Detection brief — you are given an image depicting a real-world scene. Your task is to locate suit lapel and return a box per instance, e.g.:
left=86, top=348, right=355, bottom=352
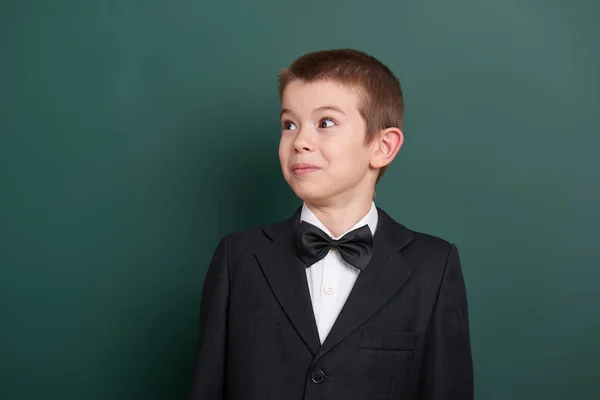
left=316, top=208, right=415, bottom=359
left=254, top=208, right=321, bottom=355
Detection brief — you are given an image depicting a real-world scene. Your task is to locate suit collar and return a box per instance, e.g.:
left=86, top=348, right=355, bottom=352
left=256, top=205, right=415, bottom=358
left=372, top=206, right=415, bottom=250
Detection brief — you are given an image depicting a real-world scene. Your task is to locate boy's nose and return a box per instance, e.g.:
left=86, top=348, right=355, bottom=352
left=293, top=128, right=315, bottom=152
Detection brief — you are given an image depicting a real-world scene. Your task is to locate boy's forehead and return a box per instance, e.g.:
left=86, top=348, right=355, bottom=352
left=281, top=80, right=360, bottom=112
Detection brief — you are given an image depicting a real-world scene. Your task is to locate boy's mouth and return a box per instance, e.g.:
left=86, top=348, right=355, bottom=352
left=291, top=163, right=320, bottom=176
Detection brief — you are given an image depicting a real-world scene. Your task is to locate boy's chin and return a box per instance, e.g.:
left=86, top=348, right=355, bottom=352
left=291, top=186, right=330, bottom=204
left=290, top=180, right=374, bottom=205
left=290, top=184, right=342, bottom=205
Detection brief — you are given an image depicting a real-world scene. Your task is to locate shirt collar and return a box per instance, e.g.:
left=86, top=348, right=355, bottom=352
left=300, top=201, right=378, bottom=240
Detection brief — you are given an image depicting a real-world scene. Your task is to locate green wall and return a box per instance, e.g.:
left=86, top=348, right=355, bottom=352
left=1, top=0, right=599, bottom=398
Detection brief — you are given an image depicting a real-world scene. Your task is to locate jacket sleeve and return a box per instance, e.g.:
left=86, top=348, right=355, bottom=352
left=189, top=235, right=230, bottom=400
left=419, top=244, right=474, bottom=399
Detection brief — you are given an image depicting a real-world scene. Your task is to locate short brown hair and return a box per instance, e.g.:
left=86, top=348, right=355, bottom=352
left=277, top=49, right=404, bottom=182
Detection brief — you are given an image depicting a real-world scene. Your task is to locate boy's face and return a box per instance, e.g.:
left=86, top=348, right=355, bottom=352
left=279, top=80, right=379, bottom=205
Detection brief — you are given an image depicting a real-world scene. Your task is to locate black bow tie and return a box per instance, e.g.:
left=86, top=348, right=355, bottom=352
left=296, top=221, right=374, bottom=271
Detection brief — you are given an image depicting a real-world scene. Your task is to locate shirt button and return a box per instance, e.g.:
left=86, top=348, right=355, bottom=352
left=324, top=285, right=335, bottom=295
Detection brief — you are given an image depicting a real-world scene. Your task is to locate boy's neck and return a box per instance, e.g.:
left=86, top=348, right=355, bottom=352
left=304, top=196, right=374, bottom=238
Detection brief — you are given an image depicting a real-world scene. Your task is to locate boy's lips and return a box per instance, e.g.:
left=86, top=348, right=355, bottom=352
left=291, top=163, right=320, bottom=175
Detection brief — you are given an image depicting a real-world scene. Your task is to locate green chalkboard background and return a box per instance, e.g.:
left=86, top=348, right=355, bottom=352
left=1, top=0, right=599, bottom=398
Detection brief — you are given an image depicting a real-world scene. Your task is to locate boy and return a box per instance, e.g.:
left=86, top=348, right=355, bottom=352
left=189, top=49, right=473, bottom=400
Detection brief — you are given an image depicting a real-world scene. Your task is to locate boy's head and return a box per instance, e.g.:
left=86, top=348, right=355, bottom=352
left=277, top=49, right=404, bottom=206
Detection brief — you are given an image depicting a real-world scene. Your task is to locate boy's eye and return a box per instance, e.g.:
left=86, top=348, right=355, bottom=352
left=319, top=118, right=336, bottom=128
left=283, top=121, right=297, bottom=130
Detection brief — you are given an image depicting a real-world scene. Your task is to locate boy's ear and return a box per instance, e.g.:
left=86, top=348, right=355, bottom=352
left=370, top=127, right=404, bottom=169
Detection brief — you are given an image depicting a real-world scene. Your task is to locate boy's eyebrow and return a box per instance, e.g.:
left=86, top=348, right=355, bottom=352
left=280, top=108, right=292, bottom=119
left=314, top=105, right=347, bottom=116
left=280, top=106, right=347, bottom=119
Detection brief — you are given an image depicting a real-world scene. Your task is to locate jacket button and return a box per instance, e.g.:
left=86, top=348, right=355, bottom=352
left=311, top=370, right=325, bottom=384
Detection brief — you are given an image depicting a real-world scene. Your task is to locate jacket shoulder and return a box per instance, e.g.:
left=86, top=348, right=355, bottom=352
left=218, top=213, right=294, bottom=255
left=384, top=211, right=455, bottom=265
left=379, top=207, right=454, bottom=255
left=410, top=230, right=454, bottom=252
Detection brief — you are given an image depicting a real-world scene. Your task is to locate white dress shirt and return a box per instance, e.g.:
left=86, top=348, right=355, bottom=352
left=300, top=202, right=379, bottom=344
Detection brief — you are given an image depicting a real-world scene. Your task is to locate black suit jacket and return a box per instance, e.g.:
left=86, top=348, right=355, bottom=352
left=189, top=207, right=473, bottom=400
